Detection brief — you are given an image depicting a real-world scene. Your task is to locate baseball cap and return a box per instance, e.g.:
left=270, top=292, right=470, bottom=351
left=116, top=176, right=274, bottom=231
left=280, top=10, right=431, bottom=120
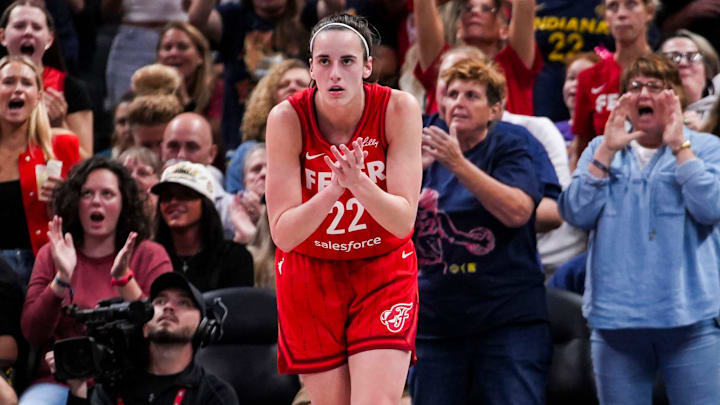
left=150, top=161, right=215, bottom=202
left=149, top=272, right=206, bottom=318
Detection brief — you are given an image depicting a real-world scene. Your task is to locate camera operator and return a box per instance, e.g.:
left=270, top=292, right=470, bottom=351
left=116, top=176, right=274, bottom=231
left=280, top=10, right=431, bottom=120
left=49, top=272, right=238, bottom=405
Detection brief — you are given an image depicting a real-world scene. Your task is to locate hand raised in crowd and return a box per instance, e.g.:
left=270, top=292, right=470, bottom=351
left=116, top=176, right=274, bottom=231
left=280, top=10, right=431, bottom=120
left=601, top=93, right=645, bottom=153
left=421, top=124, right=465, bottom=171
left=657, top=89, right=685, bottom=149
left=324, top=137, right=369, bottom=190
left=38, top=175, right=62, bottom=202
left=229, top=190, right=260, bottom=244
left=110, top=232, right=137, bottom=280
left=43, top=88, right=68, bottom=127
left=47, top=215, right=77, bottom=283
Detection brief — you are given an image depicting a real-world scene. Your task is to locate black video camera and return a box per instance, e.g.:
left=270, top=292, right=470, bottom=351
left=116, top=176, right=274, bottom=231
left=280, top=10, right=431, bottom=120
left=53, top=297, right=154, bottom=386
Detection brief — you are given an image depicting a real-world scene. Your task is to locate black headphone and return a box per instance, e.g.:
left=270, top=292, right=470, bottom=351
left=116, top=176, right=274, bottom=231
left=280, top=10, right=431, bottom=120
left=194, top=297, right=228, bottom=348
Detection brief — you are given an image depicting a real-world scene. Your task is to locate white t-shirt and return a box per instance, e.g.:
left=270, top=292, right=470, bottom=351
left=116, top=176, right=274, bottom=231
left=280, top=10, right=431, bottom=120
left=123, top=0, right=187, bottom=23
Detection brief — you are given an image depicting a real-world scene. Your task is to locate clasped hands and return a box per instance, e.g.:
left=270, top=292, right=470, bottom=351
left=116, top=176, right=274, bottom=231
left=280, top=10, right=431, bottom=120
left=324, top=137, right=370, bottom=190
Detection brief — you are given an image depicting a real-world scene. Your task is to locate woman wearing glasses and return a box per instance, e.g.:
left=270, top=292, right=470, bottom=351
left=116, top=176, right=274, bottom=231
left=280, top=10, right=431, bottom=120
left=660, top=29, right=720, bottom=130
left=572, top=0, right=656, bottom=168
left=559, top=54, right=720, bottom=404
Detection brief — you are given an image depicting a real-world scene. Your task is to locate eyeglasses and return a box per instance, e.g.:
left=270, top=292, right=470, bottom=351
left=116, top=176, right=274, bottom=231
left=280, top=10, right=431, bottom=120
left=662, top=51, right=703, bottom=65
left=627, top=80, right=667, bottom=94
left=460, top=2, right=497, bottom=14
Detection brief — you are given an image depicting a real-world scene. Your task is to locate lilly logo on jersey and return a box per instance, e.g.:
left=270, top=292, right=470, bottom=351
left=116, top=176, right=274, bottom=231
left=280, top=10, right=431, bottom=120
left=362, top=138, right=379, bottom=148
left=380, top=302, right=413, bottom=333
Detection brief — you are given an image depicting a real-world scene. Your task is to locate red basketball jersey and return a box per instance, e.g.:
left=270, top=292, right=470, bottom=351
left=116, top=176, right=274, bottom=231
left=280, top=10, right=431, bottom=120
left=287, top=83, right=412, bottom=260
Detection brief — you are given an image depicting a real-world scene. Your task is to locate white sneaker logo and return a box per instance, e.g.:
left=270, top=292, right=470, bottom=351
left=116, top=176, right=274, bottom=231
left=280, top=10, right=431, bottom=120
left=591, top=84, right=606, bottom=95
left=402, top=250, right=413, bottom=259
left=305, top=152, right=324, bottom=160
left=380, top=302, right=413, bottom=333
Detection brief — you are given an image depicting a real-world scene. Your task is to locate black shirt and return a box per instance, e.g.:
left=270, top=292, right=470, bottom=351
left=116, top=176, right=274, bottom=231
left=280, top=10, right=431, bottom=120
left=171, top=240, right=254, bottom=292
left=65, top=75, right=92, bottom=114
left=67, top=361, right=239, bottom=405
left=0, top=180, right=32, bottom=250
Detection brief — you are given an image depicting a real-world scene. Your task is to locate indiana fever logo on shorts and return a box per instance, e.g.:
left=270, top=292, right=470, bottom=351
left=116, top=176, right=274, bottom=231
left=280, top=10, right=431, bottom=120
left=380, top=302, right=413, bottom=333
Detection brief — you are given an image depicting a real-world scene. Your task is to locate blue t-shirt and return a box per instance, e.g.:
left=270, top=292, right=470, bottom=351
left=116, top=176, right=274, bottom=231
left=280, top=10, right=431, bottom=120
left=547, top=251, right=587, bottom=295
left=423, top=114, right=561, bottom=200
left=415, top=119, right=549, bottom=338
left=533, top=0, right=612, bottom=122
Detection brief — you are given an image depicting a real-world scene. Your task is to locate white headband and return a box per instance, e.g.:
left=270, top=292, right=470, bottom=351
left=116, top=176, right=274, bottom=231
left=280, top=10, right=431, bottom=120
left=309, top=22, right=370, bottom=58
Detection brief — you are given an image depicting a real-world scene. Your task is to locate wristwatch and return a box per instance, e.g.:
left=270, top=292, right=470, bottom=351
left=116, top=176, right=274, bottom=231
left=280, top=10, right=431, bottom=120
left=672, top=140, right=691, bottom=156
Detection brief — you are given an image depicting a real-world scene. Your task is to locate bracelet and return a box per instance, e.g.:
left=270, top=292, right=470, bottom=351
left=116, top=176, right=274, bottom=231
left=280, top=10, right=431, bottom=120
left=54, top=276, right=71, bottom=289
left=672, top=140, right=691, bottom=156
left=54, top=276, right=74, bottom=302
left=590, top=159, right=611, bottom=174
left=111, top=269, right=134, bottom=287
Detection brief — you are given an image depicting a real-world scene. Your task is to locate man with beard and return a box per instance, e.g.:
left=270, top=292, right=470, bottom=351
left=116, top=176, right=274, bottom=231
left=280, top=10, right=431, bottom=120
left=58, top=272, right=238, bottom=405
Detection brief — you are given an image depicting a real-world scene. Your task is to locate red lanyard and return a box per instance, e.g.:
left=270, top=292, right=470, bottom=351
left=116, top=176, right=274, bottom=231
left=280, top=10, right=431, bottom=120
left=116, top=387, right=186, bottom=405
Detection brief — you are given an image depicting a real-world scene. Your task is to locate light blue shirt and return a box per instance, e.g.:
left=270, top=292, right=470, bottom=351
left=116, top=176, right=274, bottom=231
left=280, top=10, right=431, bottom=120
left=559, top=128, right=720, bottom=329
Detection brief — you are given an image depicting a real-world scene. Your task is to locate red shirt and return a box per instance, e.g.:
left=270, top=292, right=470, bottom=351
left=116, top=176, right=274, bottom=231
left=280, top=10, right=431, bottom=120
left=287, top=83, right=412, bottom=260
left=414, top=42, right=543, bottom=116
left=572, top=56, right=622, bottom=157
left=42, top=66, right=66, bottom=93
left=20, top=134, right=81, bottom=254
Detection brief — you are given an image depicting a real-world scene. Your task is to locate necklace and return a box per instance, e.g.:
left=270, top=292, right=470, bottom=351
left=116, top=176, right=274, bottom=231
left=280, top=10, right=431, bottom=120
left=178, top=255, right=193, bottom=273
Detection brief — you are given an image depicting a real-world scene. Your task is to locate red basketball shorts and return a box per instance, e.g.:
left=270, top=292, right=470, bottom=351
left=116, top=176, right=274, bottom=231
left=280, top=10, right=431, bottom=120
left=275, top=239, right=418, bottom=375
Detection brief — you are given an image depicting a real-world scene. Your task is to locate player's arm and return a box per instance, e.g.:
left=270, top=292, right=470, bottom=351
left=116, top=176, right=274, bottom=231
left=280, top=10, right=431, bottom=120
left=346, top=90, right=423, bottom=238
left=265, top=101, right=346, bottom=252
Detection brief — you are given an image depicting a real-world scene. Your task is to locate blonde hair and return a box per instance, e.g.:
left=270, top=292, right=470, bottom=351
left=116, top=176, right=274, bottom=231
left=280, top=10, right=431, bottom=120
left=0, top=56, right=54, bottom=160
left=242, top=58, right=308, bottom=142
left=131, top=63, right=183, bottom=97
left=157, top=22, right=216, bottom=114
left=440, top=57, right=507, bottom=106
left=127, top=94, right=183, bottom=126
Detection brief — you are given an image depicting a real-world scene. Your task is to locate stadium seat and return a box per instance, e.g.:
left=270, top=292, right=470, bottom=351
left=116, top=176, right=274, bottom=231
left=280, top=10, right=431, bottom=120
left=197, top=287, right=300, bottom=405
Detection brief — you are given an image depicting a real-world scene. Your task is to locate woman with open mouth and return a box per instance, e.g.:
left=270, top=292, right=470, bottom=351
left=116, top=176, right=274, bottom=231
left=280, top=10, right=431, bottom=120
left=0, top=0, right=93, bottom=158
left=560, top=54, right=720, bottom=404
left=0, top=55, right=79, bottom=288
left=20, top=156, right=172, bottom=405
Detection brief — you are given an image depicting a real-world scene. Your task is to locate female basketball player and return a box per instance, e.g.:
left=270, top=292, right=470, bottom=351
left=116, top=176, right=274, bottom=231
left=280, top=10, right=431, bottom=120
left=265, top=13, right=423, bottom=405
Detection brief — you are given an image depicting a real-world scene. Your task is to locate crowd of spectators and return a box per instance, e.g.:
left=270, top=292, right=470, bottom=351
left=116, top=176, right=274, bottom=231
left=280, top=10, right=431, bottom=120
left=1, top=0, right=720, bottom=403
